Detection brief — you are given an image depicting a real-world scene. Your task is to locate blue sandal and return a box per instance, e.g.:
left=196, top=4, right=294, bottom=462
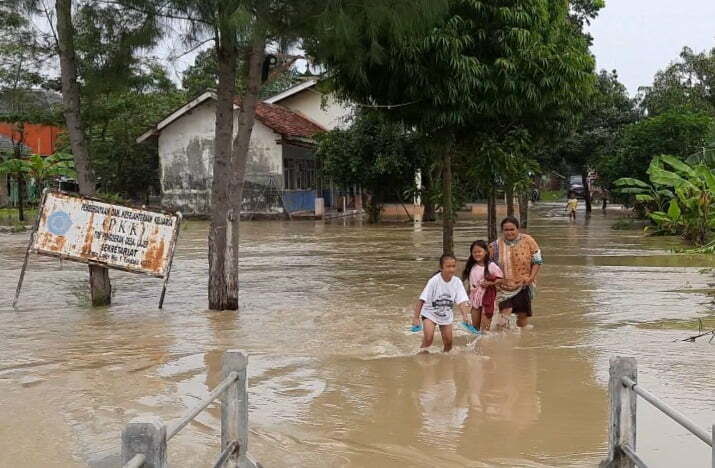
left=459, top=321, right=480, bottom=335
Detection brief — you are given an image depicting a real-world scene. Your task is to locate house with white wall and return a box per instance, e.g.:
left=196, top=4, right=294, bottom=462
left=137, top=80, right=352, bottom=217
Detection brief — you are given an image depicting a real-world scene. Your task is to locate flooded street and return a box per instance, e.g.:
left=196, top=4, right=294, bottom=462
left=1, top=203, right=713, bottom=467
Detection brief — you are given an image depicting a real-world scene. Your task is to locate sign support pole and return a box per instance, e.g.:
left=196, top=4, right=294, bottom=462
left=158, top=212, right=182, bottom=309
left=13, top=189, right=48, bottom=308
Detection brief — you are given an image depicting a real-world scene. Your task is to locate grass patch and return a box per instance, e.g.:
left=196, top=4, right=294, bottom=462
left=611, top=217, right=647, bottom=231
left=638, top=317, right=714, bottom=332
left=0, top=207, right=37, bottom=226
left=540, top=190, right=565, bottom=201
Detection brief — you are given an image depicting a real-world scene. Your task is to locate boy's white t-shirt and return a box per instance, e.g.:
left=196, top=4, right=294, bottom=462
left=419, top=273, right=469, bottom=325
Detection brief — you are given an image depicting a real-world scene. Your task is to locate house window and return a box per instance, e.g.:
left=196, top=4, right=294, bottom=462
left=284, top=158, right=316, bottom=190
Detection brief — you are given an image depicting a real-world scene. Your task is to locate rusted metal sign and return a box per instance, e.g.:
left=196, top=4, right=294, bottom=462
left=32, top=191, right=180, bottom=277
left=13, top=190, right=182, bottom=309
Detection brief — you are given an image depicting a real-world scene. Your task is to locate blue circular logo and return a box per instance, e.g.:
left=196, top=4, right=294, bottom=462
left=47, top=211, right=72, bottom=236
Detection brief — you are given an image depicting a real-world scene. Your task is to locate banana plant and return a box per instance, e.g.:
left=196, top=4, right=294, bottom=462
left=615, top=154, right=715, bottom=245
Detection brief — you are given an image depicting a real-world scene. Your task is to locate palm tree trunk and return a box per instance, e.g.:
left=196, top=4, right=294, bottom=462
left=56, top=0, right=111, bottom=306
left=17, top=175, right=25, bottom=222
left=581, top=172, right=592, bottom=213
left=0, top=174, right=8, bottom=208
left=506, top=185, right=514, bottom=217
left=519, top=191, right=529, bottom=228
left=422, top=169, right=436, bottom=222
left=442, top=149, right=454, bottom=255
left=487, top=188, right=497, bottom=243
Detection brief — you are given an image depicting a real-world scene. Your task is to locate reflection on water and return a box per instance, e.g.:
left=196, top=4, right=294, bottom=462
left=0, top=203, right=713, bottom=467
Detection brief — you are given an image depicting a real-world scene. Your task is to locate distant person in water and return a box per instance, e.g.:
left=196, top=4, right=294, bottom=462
left=490, top=216, right=543, bottom=328
left=462, top=240, right=503, bottom=332
left=566, top=192, right=578, bottom=221
left=412, top=254, right=471, bottom=352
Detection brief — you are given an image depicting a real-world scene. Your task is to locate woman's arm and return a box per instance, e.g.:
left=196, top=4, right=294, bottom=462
left=525, top=264, right=540, bottom=285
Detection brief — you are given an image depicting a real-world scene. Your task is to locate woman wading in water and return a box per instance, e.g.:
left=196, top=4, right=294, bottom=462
left=490, top=216, right=543, bottom=328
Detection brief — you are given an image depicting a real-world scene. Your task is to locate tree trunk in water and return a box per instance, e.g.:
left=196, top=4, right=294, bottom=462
left=487, top=189, right=497, bottom=243
left=228, top=36, right=265, bottom=310
left=581, top=172, right=592, bottom=213
left=505, top=185, right=514, bottom=217
left=56, top=0, right=111, bottom=306
left=17, top=175, right=25, bottom=222
left=207, top=32, right=265, bottom=311
left=422, top=169, right=436, bottom=222
left=208, top=31, right=238, bottom=311
left=441, top=150, right=454, bottom=255
left=519, top=192, right=529, bottom=229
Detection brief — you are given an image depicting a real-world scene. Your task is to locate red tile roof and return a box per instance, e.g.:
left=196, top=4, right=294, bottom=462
left=234, top=98, right=326, bottom=139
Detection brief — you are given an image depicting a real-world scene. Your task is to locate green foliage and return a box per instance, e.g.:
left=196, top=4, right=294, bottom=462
left=311, top=0, right=595, bottom=134
left=316, top=111, right=426, bottom=222
left=598, top=111, right=714, bottom=187
left=639, top=46, right=715, bottom=116
left=78, top=88, right=184, bottom=200
left=616, top=155, right=715, bottom=244
left=181, top=48, right=303, bottom=98
left=73, top=2, right=164, bottom=98
left=562, top=70, right=637, bottom=184
left=0, top=153, right=75, bottom=181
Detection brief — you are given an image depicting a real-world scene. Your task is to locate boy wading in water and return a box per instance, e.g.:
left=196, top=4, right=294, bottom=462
left=412, top=254, right=471, bottom=352
left=566, top=192, right=578, bottom=221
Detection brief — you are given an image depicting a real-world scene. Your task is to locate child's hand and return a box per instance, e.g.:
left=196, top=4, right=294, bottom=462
left=412, top=316, right=421, bottom=327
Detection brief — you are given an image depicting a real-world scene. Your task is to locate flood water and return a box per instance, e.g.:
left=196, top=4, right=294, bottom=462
left=1, top=203, right=713, bottom=467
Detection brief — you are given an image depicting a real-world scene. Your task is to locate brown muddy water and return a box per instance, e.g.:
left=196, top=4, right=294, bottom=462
left=1, top=203, right=713, bottom=467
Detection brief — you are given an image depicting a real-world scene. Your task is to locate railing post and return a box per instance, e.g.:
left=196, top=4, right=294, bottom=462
left=711, top=424, right=714, bottom=468
left=121, top=416, right=167, bottom=468
left=221, top=350, right=249, bottom=467
left=607, top=357, right=637, bottom=468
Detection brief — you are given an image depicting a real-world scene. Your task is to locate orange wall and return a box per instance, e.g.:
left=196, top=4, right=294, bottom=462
left=0, top=122, right=61, bottom=155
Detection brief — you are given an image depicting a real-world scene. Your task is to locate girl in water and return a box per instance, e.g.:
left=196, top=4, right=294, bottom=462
left=412, top=254, right=471, bottom=352
left=462, top=240, right=503, bottom=332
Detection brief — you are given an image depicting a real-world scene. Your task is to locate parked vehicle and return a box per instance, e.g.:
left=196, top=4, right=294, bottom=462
left=568, top=175, right=585, bottom=198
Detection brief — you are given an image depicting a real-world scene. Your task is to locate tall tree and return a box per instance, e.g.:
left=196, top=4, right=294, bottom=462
left=311, top=0, right=596, bottom=254
left=56, top=0, right=113, bottom=305
left=316, top=110, right=426, bottom=223
left=0, top=5, right=54, bottom=208
left=164, top=0, right=315, bottom=309
left=639, top=46, right=715, bottom=117
left=597, top=110, right=714, bottom=188
left=561, top=70, right=637, bottom=212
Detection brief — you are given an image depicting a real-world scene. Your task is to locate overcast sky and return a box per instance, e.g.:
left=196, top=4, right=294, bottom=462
left=588, top=0, right=715, bottom=96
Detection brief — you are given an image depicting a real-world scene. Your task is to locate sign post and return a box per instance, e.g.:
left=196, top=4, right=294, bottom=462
left=13, top=191, right=181, bottom=308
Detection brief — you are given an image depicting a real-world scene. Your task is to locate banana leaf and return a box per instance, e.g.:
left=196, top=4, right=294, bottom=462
left=660, top=154, right=696, bottom=178
left=614, top=177, right=650, bottom=188
left=667, top=199, right=681, bottom=219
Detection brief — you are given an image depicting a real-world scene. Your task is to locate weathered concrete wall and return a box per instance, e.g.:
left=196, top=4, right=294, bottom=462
left=246, top=120, right=283, bottom=187
left=159, top=101, right=215, bottom=215
left=278, top=91, right=352, bottom=130
left=158, top=100, right=284, bottom=215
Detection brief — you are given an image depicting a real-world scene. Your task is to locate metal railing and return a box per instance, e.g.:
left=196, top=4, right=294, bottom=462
left=121, top=349, right=261, bottom=468
left=605, top=356, right=714, bottom=468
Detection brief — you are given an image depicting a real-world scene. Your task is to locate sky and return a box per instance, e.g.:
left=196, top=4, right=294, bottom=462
left=588, top=0, right=715, bottom=96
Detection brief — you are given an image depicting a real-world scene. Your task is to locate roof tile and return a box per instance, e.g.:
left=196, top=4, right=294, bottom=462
left=234, top=98, right=325, bottom=139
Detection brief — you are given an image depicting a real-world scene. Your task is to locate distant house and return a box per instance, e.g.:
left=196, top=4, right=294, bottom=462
left=137, top=81, right=352, bottom=216
left=0, top=89, right=62, bottom=156
left=0, top=122, right=60, bottom=156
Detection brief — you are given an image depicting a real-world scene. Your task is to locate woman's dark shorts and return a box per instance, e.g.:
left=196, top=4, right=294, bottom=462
left=498, top=287, right=532, bottom=317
